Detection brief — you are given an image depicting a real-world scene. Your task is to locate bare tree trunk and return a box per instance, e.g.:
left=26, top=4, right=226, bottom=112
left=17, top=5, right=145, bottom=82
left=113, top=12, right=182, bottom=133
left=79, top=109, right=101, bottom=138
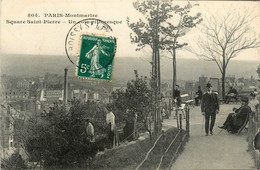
left=172, top=48, right=177, bottom=94
left=222, top=58, right=226, bottom=100
left=222, top=70, right=226, bottom=101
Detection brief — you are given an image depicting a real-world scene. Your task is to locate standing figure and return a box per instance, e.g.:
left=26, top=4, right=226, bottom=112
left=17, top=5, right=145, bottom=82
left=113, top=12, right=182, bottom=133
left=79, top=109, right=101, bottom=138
left=85, top=39, right=110, bottom=78
left=195, top=86, right=203, bottom=106
left=173, top=85, right=181, bottom=107
left=201, top=82, right=219, bottom=136
left=123, top=109, right=137, bottom=141
left=106, top=105, right=115, bottom=148
left=85, top=118, right=95, bottom=142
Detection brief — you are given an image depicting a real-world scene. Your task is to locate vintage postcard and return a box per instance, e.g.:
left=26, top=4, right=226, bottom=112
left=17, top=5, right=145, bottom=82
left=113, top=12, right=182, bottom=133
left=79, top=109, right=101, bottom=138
left=1, top=0, right=260, bottom=169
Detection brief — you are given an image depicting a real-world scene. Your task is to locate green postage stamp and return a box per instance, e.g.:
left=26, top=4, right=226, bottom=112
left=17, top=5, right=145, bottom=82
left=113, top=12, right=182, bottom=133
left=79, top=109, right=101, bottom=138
left=77, top=34, right=116, bottom=81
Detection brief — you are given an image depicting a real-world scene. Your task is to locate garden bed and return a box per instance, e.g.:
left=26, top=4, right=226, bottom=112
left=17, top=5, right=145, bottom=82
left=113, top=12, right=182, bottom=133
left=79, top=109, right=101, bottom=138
left=90, top=127, right=188, bottom=169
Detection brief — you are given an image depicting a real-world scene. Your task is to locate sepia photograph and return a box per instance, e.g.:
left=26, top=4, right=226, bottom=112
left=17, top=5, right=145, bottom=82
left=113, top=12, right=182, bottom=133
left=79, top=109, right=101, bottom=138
left=1, top=0, right=260, bottom=169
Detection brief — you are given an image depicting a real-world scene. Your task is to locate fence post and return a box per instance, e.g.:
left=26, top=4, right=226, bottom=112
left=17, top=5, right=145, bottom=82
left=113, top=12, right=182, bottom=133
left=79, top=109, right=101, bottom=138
left=248, top=112, right=254, bottom=151
left=176, top=107, right=179, bottom=129
left=169, top=99, right=172, bottom=118
left=179, top=113, right=182, bottom=130
left=186, top=106, right=190, bottom=138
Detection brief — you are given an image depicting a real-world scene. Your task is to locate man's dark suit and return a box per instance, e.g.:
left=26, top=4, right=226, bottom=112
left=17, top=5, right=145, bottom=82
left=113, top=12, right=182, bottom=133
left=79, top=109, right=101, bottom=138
left=173, top=89, right=181, bottom=107
left=201, top=92, right=219, bottom=134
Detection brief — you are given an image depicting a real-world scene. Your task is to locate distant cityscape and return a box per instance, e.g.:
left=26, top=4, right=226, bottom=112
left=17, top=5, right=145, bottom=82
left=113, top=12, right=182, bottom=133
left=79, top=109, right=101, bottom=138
left=0, top=66, right=258, bottom=158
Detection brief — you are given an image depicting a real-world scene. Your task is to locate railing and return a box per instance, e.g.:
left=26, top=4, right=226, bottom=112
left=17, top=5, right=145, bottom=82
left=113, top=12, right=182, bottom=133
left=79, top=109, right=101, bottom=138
left=248, top=104, right=260, bottom=169
left=167, top=104, right=190, bottom=169
left=135, top=103, right=190, bottom=170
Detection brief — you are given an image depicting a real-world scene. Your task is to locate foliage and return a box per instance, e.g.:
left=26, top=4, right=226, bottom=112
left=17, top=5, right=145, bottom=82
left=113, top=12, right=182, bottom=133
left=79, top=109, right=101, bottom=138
left=127, top=0, right=174, bottom=51
left=162, top=2, right=202, bottom=89
left=127, top=1, right=202, bottom=89
left=14, top=99, right=108, bottom=168
left=127, top=1, right=202, bottom=51
left=162, top=2, right=202, bottom=51
left=111, top=73, right=153, bottom=136
left=1, top=152, right=27, bottom=169
left=90, top=127, right=182, bottom=170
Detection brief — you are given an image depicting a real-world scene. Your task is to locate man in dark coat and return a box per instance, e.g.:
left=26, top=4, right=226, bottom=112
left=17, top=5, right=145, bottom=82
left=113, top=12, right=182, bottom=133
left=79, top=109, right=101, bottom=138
left=225, top=87, right=238, bottom=104
left=219, top=96, right=251, bottom=133
left=195, top=86, right=203, bottom=106
left=173, top=85, right=181, bottom=107
left=201, top=83, right=219, bottom=136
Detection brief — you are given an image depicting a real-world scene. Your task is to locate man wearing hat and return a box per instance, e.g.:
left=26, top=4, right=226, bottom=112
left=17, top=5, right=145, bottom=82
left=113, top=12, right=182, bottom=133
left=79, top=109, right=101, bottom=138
left=218, top=96, right=251, bottom=133
left=201, top=82, right=219, bottom=136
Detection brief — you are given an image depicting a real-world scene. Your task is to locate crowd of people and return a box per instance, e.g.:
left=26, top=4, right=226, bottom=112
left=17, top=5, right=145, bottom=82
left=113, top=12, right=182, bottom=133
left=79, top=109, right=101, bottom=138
left=83, top=105, right=138, bottom=150
left=172, top=82, right=258, bottom=138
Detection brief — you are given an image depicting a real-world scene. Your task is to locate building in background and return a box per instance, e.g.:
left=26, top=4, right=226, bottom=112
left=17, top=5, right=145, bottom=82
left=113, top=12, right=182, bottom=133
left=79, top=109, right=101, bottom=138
left=199, top=76, right=209, bottom=92
left=1, top=89, right=29, bottom=102
left=209, top=78, right=221, bottom=97
left=17, top=79, right=30, bottom=89
left=43, top=73, right=63, bottom=89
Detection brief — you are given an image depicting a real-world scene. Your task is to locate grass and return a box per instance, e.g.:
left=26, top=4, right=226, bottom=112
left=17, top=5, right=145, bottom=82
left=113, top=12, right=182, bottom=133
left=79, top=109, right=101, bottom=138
left=90, top=127, right=187, bottom=170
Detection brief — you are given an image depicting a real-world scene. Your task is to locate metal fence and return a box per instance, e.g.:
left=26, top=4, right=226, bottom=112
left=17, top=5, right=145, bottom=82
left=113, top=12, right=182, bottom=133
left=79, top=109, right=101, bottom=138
left=248, top=104, right=260, bottom=169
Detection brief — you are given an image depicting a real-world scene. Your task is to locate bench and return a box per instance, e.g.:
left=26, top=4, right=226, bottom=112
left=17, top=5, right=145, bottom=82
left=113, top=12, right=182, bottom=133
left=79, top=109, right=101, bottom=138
left=181, top=94, right=195, bottom=107
left=226, top=93, right=239, bottom=103
left=174, top=94, right=194, bottom=119
left=237, top=111, right=250, bottom=134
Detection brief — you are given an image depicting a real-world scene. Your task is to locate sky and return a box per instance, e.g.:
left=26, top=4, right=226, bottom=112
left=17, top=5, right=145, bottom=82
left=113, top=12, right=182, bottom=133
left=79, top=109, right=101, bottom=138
left=1, top=0, right=260, bottom=61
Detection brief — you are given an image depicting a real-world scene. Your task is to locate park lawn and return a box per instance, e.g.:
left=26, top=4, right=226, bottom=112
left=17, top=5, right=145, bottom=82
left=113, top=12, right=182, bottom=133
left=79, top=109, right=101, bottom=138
left=90, top=127, right=187, bottom=170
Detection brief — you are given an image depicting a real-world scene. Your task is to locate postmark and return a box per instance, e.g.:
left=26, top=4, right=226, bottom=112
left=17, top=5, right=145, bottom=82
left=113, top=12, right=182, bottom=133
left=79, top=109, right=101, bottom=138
left=64, top=18, right=116, bottom=81
left=77, top=34, right=116, bottom=81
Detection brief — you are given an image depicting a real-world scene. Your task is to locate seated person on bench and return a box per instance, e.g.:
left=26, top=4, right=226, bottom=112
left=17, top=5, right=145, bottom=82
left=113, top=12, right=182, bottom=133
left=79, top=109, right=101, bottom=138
left=219, top=96, right=251, bottom=133
left=225, top=87, right=238, bottom=104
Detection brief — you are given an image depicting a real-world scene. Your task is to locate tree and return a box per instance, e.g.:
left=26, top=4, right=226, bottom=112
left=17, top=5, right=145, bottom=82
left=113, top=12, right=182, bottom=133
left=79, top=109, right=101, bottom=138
left=161, top=3, right=202, bottom=90
left=12, top=100, right=108, bottom=168
left=127, top=1, right=202, bottom=134
left=192, top=10, right=260, bottom=99
left=111, top=72, right=154, bottom=139
left=127, top=1, right=176, bottom=133
left=127, top=1, right=174, bottom=51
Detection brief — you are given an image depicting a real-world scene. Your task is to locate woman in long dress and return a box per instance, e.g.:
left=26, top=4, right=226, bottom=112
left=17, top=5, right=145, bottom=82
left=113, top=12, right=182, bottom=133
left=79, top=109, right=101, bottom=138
left=85, top=39, right=110, bottom=77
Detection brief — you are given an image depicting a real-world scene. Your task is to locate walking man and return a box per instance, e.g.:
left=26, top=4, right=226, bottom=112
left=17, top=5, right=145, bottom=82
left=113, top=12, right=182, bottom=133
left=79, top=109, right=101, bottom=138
left=201, top=82, right=219, bottom=136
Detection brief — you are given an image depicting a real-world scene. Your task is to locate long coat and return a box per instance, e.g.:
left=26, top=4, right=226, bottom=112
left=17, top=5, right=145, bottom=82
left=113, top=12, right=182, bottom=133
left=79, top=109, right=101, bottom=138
left=201, top=92, right=219, bottom=115
left=234, top=105, right=251, bottom=127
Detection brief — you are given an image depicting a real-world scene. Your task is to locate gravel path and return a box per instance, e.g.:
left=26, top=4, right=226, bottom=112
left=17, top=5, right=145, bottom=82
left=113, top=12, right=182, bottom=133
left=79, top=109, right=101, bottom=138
left=163, top=104, right=255, bottom=169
